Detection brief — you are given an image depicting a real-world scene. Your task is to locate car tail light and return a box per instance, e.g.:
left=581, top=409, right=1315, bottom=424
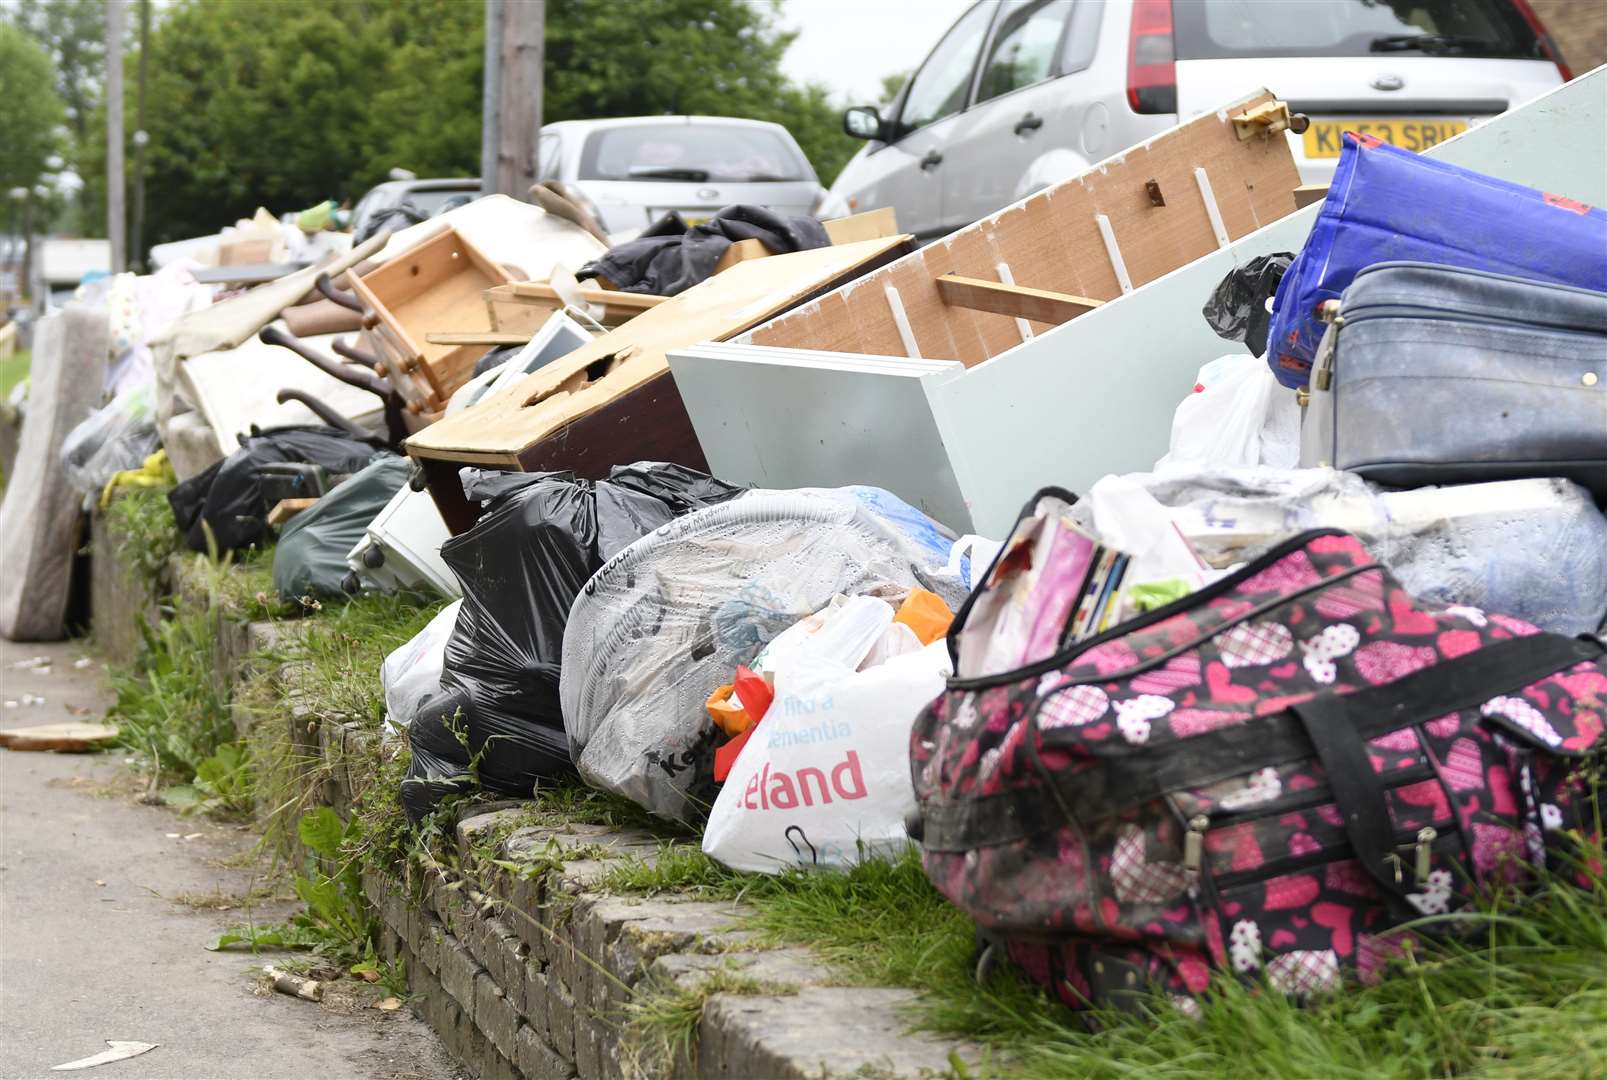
left=1508, top=0, right=1572, bottom=81
left=1127, top=0, right=1177, bottom=114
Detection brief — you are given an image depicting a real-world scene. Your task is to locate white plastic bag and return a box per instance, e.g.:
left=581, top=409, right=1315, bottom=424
left=702, top=639, right=951, bottom=873
left=1155, top=354, right=1299, bottom=471
left=381, top=600, right=461, bottom=733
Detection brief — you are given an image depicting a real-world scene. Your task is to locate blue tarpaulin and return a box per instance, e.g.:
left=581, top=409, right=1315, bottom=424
left=1267, top=132, right=1607, bottom=388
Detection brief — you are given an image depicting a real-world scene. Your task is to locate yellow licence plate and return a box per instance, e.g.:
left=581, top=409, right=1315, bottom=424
left=1303, top=118, right=1468, bottom=158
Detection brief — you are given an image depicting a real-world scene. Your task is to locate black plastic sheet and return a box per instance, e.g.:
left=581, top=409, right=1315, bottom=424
left=168, top=427, right=384, bottom=553
left=577, top=205, right=829, bottom=296
left=399, top=463, right=744, bottom=821
left=272, top=455, right=410, bottom=598
left=1203, top=253, right=1294, bottom=357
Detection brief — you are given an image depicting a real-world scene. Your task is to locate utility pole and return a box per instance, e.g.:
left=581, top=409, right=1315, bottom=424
left=131, top=0, right=150, bottom=273
left=480, top=0, right=502, bottom=196
left=106, top=0, right=126, bottom=272
left=482, top=0, right=544, bottom=199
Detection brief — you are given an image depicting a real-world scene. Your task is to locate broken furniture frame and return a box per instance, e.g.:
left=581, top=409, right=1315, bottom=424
left=346, top=225, right=517, bottom=419
left=404, top=234, right=915, bottom=533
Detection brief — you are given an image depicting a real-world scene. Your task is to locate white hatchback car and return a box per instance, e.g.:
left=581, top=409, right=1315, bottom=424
left=535, top=116, right=836, bottom=240
left=831, top=0, right=1570, bottom=240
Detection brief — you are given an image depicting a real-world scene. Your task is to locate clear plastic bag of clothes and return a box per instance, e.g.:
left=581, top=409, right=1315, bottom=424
left=559, top=487, right=967, bottom=825
left=399, top=463, right=744, bottom=822
left=1070, top=467, right=1607, bottom=636
left=60, top=384, right=160, bottom=509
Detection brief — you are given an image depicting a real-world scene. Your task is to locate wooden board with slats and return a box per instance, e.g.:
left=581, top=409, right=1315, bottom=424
left=740, top=89, right=1301, bottom=366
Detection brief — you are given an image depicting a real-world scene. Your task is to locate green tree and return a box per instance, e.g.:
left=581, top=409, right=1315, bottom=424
left=11, top=0, right=108, bottom=233
left=0, top=22, right=66, bottom=196
left=111, top=0, right=860, bottom=249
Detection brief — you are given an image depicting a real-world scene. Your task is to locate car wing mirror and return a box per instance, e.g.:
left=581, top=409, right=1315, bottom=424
left=843, top=106, right=886, bottom=141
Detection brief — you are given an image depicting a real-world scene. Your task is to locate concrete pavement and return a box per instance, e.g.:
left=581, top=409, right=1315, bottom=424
left=0, top=636, right=461, bottom=1080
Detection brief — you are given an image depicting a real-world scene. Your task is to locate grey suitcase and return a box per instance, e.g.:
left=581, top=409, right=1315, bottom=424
left=1299, top=261, right=1607, bottom=497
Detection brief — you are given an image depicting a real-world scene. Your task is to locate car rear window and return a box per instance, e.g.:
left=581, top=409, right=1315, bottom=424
left=578, top=124, right=812, bottom=183
left=1172, top=0, right=1543, bottom=61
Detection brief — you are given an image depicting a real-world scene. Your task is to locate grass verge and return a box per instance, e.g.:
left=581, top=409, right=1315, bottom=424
left=602, top=836, right=1607, bottom=1080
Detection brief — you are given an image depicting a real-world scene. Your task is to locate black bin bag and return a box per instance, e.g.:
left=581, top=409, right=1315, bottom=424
left=1202, top=252, right=1294, bottom=358
left=399, top=463, right=743, bottom=821
left=168, top=427, right=384, bottom=553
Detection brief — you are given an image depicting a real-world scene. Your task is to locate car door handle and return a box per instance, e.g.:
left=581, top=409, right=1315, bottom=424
left=1014, top=112, right=1044, bottom=135
left=920, top=149, right=944, bottom=171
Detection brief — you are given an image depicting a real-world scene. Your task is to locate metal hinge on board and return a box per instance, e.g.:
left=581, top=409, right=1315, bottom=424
left=1233, top=101, right=1310, bottom=141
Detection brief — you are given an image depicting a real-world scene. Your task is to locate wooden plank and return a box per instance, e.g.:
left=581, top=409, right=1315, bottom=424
left=710, top=208, right=901, bottom=276
left=424, top=331, right=530, bottom=346
left=406, top=235, right=911, bottom=465
left=505, top=281, right=666, bottom=310
left=744, top=89, right=1300, bottom=366
left=823, top=207, right=898, bottom=244
left=0, top=722, right=120, bottom=752
left=1293, top=183, right=1329, bottom=209
left=935, top=274, right=1103, bottom=326
left=266, top=496, right=319, bottom=526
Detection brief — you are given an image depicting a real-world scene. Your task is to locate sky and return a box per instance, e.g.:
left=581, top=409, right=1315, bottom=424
left=775, top=0, right=976, bottom=106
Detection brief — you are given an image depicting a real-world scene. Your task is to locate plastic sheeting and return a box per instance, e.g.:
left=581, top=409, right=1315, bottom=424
left=1202, top=253, right=1292, bottom=358
left=559, top=487, right=966, bottom=824
left=1071, top=467, right=1607, bottom=636
left=272, top=455, right=411, bottom=598
left=60, top=384, right=160, bottom=510
left=168, top=427, right=384, bottom=553
left=398, top=463, right=744, bottom=821
left=381, top=599, right=461, bottom=732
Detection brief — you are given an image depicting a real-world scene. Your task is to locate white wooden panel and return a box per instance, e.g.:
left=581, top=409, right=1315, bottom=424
left=669, top=344, right=972, bottom=529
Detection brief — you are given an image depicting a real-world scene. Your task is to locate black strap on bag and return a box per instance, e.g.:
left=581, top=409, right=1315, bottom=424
left=1289, top=633, right=1600, bottom=913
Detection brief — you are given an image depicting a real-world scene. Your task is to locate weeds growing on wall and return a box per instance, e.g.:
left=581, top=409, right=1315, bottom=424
left=103, top=484, right=181, bottom=595
left=110, top=611, right=239, bottom=789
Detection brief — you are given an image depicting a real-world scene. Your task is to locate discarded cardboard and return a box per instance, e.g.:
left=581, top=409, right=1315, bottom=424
left=406, top=234, right=913, bottom=531
left=0, top=722, right=120, bottom=752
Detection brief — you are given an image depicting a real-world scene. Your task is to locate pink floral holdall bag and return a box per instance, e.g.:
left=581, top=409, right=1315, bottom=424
left=908, top=488, right=1606, bottom=1010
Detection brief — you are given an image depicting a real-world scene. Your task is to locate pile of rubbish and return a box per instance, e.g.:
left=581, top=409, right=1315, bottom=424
left=4, top=75, right=1604, bottom=1016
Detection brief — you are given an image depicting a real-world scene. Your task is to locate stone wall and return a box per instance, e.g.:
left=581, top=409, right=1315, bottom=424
left=361, top=808, right=975, bottom=1080
left=103, top=518, right=976, bottom=1080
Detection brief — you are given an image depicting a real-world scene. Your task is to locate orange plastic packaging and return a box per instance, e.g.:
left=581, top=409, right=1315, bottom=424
left=892, top=588, right=953, bottom=645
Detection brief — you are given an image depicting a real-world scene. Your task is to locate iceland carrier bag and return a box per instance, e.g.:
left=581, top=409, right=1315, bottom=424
left=909, top=489, right=1606, bottom=1009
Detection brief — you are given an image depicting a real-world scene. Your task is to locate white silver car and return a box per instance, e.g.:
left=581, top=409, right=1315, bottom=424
left=535, top=116, right=837, bottom=239
left=832, top=0, right=1570, bottom=240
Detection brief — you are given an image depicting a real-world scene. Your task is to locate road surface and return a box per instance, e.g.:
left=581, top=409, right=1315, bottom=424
left=0, top=636, right=460, bottom=1080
